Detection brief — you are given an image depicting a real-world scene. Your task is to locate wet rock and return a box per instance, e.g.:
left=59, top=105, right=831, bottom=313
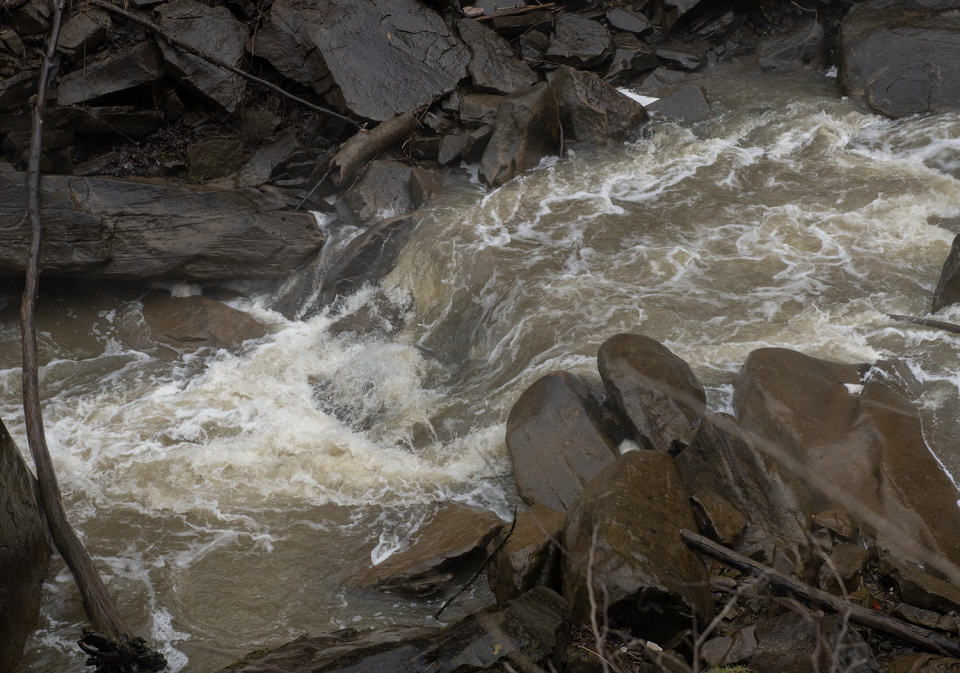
left=57, top=41, right=165, bottom=106
left=336, top=160, right=417, bottom=226
left=0, top=417, right=49, bottom=673
left=749, top=611, right=879, bottom=673
left=933, top=233, right=960, bottom=313
left=597, top=333, right=706, bottom=454
left=156, top=0, right=247, bottom=113
left=563, top=450, right=713, bottom=643
left=186, top=139, right=244, bottom=181
left=818, top=543, right=870, bottom=595
left=887, top=654, right=960, bottom=673
left=606, top=8, right=653, bottom=36
left=891, top=603, right=960, bottom=633
left=141, top=295, right=267, bottom=352
left=438, top=133, right=470, bottom=165
left=239, top=110, right=280, bottom=144
left=701, top=624, right=757, bottom=668
left=813, top=509, right=856, bottom=541
left=353, top=502, right=502, bottom=599
left=255, top=0, right=469, bottom=122
left=492, top=9, right=553, bottom=38
left=457, top=18, right=537, bottom=95
left=13, top=0, right=52, bottom=33
left=689, top=489, right=747, bottom=546
left=550, top=66, right=648, bottom=146
left=56, top=8, right=109, bottom=61
left=479, top=81, right=559, bottom=188
left=646, top=83, right=711, bottom=122
left=409, top=166, right=443, bottom=208
left=475, top=0, right=525, bottom=12
left=638, top=66, right=689, bottom=92
left=505, top=370, right=619, bottom=511
left=271, top=212, right=419, bottom=319
left=839, top=0, right=960, bottom=119
left=881, top=554, right=960, bottom=614
left=757, top=21, right=826, bottom=74
left=328, top=291, right=409, bottom=337
left=461, top=124, right=494, bottom=163
left=603, top=33, right=658, bottom=86
left=459, top=93, right=502, bottom=128
left=520, top=30, right=550, bottom=62
left=545, top=15, right=611, bottom=68
left=407, top=135, right=441, bottom=161
left=487, top=504, right=565, bottom=604
left=236, top=129, right=302, bottom=189
left=656, top=42, right=706, bottom=71
left=0, top=163, right=322, bottom=280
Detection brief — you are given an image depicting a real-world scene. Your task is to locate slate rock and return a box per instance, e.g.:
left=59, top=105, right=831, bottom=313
left=409, top=165, right=443, bottom=208
left=236, top=129, right=302, bottom=188
left=881, top=554, right=960, bottom=614
left=563, top=450, right=713, bottom=643
left=690, top=489, right=747, bottom=546
left=57, top=40, right=165, bottom=106
left=749, top=611, right=879, bottom=673
left=49, top=106, right=160, bottom=136
left=480, top=81, right=559, bottom=188
left=492, top=9, right=554, bottom=37
left=336, top=160, right=416, bottom=226
left=550, top=66, right=648, bottom=146
left=505, top=370, right=619, bottom=511
left=638, top=66, right=689, bottom=92
left=141, top=295, right=267, bottom=352
left=459, top=93, right=502, bottom=128
left=0, top=163, right=323, bottom=280
left=520, top=30, right=550, bottom=61
left=758, top=21, right=826, bottom=74
left=545, top=14, right=611, bottom=68
left=656, top=42, right=706, bottom=71
left=839, top=0, right=960, bottom=119
left=701, top=624, right=757, bottom=668
left=604, top=33, right=658, bottom=86
left=606, top=8, right=653, bottom=36
left=56, top=8, right=109, bottom=61
left=239, top=110, right=280, bottom=144
left=13, top=0, right=52, bottom=33
left=408, top=135, right=441, bottom=161
left=457, top=18, right=537, bottom=95
left=352, top=502, right=502, bottom=599
left=438, top=133, right=470, bottom=165
left=933, top=232, right=960, bottom=313
left=0, top=417, right=50, bottom=673
left=248, top=0, right=332, bottom=90
left=818, top=542, right=870, bottom=595
left=891, top=604, right=960, bottom=633
left=647, top=83, right=711, bottom=122
left=186, top=139, right=244, bottom=181
left=665, top=0, right=708, bottom=21
left=813, top=509, right=856, bottom=541
left=461, top=124, right=494, bottom=163
left=886, top=654, right=960, bottom=673
left=487, top=504, right=565, bottom=603
left=597, top=333, right=705, bottom=454
left=156, top=0, right=247, bottom=113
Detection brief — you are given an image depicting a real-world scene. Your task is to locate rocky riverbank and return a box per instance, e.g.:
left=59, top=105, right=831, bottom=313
left=5, top=0, right=960, bottom=670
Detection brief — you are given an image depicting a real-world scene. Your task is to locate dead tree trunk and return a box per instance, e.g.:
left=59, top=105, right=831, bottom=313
left=19, top=3, right=165, bottom=670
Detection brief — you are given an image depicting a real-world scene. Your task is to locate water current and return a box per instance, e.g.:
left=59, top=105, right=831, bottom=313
left=6, top=65, right=960, bottom=671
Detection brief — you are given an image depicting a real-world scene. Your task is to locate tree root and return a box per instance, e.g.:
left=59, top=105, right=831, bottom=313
left=78, top=631, right=167, bottom=673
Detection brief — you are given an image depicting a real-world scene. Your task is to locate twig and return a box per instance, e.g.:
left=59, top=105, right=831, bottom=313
left=888, top=313, right=960, bottom=335
left=680, top=529, right=960, bottom=658
left=88, top=0, right=361, bottom=128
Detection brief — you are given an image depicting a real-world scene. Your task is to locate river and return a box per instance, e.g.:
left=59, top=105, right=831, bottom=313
left=6, top=64, right=960, bottom=671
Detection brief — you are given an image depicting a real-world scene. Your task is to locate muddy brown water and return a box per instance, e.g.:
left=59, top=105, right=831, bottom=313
left=6, top=65, right=960, bottom=671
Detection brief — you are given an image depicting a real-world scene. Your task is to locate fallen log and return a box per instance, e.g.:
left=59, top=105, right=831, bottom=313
left=329, top=112, right=419, bottom=187
left=888, top=313, right=960, bottom=335
left=474, top=2, right=557, bottom=22
left=19, top=3, right=165, bottom=670
left=681, top=528, right=960, bottom=658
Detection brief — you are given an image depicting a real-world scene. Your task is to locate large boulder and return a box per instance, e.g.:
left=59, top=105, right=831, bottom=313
left=597, top=333, right=706, bottom=455
left=563, top=450, right=713, bottom=643
left=505, top=371, right=620, bottom=511
left=933, top=232, right=960, bottom=313
left=545, top=15, right=611, bottom=68
left=141, top=295, right=268, bottom=352
left=156, top=0, right=247, bottom=113
left=550, top=66, right=648, bottom=146
left=479, top=82, right=559, bottom=188
left=487, top=504, right=565, bottom=604
left=57, top=41, right=165, bottom=106
left=839, top=0, right=960, bottom=119
left=0, top=418, right=49, bottom=673
left=251, top=0, right=470, bottom=121
left=0, top=164, right=323, bottom=280
left=456, top=18, right=537, bottom=95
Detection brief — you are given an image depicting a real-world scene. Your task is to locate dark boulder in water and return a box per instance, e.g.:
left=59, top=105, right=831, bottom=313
left=140, top=295, right=268, bottom=353
left=757, top=20, right=826, bottom=75
left=933, top=232, right=960, bottom=313
left=479, top=82, right=559, bottom=188
left=550, top=66, right=649, bottom=146
left=486, top=503, right=565, bottom=604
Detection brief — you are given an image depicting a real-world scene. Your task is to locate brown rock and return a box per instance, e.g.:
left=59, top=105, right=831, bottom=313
left=505, top=370, right=619, bottom=511
left=479, top=82, right=559, bottom=188
left=933, top=233, right=960, bottom=313
left=239, top=110, right=281, bottom=144
left=886, top=654, right=960, bottom=673
left=892, top=603, right=960, bottom=633
left=487, top=504, right=565, bottom=603
left=749, top=611, right=879, bottom=673
left=460, top=93, right=503, bottom=129
left=690, top=489, right=747, bottom=546
left=141, top=295, right=267, bottom=351
left=550, top=66, right=648, bottom=146
left=545, top=15, right=611, bottom=69
left=186, top=139, right=244, bottom=181
left=818, top=543, right=870, bottom=595
left=813, top=509, right=856, bottom=541
left=882, top=554, right=960, bottom=614
left=701, top=624, right=757, bottom=668
left=456, top=17, right=537, bottom=95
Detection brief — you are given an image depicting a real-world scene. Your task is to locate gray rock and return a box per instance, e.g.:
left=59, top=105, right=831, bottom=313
left=236, top=129, right=302, bottom=188
left=480, top=81, right=559, bottom=188
left=840, top=0, right=960, bottom=118
left=239, top=110, right=280, bottom=144
left=460, top=124, right=494, bottom=163
left=409, top=165, right=443, bottom=208
left=505, top=370, right=619, bottom=511
left=690, top=489, right=747, bottom=546
left=758, top=21, right=826, bottom=74
left=57, top=41, right=165, bottom=106
left=638, top=66, right=689, bottom=92
left=545, top=15, right=611, bottom=68
left=156, top=0, right=247, bottom=113
left=56, top=8, right=109, bottom=61
left=563, top=450, right=714, bottom=643
left=520, top=30, right=550, bottom=61
left=0, top=163, right=323, bottom=280
left=701, top=624, right=757, bottom=668
left=665, top=0, right=708, bottom=21
left=656, top=42, right=706, bottom=71
left=550, top=66, right=648, bottom=146
left=0, top=417, right=50, bottom=673
left=248, top=0, right=332, bottom=90
left=438, top=133, right=470, bottom=165
left=934, top=232, right=960, bottom=313
left=459, top=93, right=502, bottom=128
left=750, top=611, right=880, bottom=673
left=606, top=8, right=653, bottom=36
left=186, top=139, right=244, bottom=181
left=646, top=83, right=712, bottom=122
left=881, top=554, right=960, bottom=614
left=487, top=504, right=564, bottom=604
left=336, top=160, right=416, bottom=226
left=13, top=0, right=52, bottom=33
left=604, top=33, right=658, bottom=86
left=457, top=18, right=537, bottom=95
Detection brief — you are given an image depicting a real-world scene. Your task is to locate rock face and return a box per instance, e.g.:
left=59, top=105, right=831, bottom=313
left=456, top=18, right=537, bottom=95
left=0, top=417, right=49, bottom=673
left=0, top=164, right=323, bottom=280
left=563, top=450, right=713, bottom=642
left=839, top=0, right=960, bottom=119
left=254, top=0, right=469, bottom=121
left=550, top=66, right=648, bottom=146
left=487, top=504, right=565, bottom=604
left=933, top=233, right=960, bottom=313
left=597, top=333, right=706, bottom=455
left=156, top=0, right=247, bottom=113
left=505, top=370, right=620, bottom=511
left=352, top=502, right=502, bottom=599
left=141, top=295, right=267, bottom=352
left=757, top=21, right=826, bottom=74
left=480, top=82, right=559, bottom=188
left=57, top=41, right=165, bottom=106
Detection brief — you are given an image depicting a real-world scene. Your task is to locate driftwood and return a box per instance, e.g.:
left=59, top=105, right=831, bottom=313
left=681, top=529, right=960, bottom=658
left=329, top=112, right=419, bottom=187
left=888, top=314, right=960, bottom=335
left=19, top=3, right=165, bottom=670
left=88, top=0, right=360, bottom=128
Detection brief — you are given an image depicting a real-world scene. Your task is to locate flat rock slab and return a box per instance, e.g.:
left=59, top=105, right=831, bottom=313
left=545, top=14, right=611, bottom=68
left=457, top=17, right=537, bottom=95
left=57, top=40, right=165, bottom=106
left=646, top=83, right=711, bottom=122
left=840, top=0, right=960, bottom=118
left=0, top=164, right=323, bottom=280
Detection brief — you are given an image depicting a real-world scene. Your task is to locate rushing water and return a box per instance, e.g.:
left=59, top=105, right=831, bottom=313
left=7, top=65, right=960, bottom=671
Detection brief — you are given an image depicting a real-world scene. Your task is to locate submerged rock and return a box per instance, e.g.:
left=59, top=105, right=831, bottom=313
left=550, top=66, right=648, bottom=146
left=646, top=83, right=712, bottom=122
left=480, top=82, right=559, bottom=188
left=141, top=295, right=267, bottom=352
